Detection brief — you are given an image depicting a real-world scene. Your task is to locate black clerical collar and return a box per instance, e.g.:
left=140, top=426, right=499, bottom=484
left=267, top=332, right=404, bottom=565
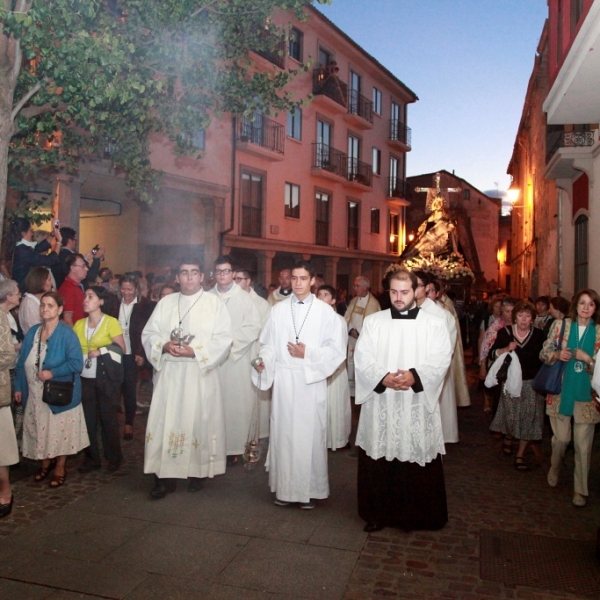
left=280, top=287, right=292, bottom=296
left=391, top=304, right=420, bottom=319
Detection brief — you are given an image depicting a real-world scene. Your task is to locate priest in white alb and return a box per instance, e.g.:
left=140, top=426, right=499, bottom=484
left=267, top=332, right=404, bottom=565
left=252, top=261, right=345, bottom=509
left=317, top=284, right=352, bottom=450
left=354, top=268, right=452, bottom=532
left=209, top=256, right=261, bottom=466
left=142, top=257, right=232, bottom=499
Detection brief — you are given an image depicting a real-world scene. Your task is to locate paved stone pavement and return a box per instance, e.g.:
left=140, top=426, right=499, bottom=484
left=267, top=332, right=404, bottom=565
left=1, top=355, right=599, bottom=599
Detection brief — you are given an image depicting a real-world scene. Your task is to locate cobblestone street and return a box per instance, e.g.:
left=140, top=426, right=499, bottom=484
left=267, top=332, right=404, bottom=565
left=1, top=356, right=599, bottom=599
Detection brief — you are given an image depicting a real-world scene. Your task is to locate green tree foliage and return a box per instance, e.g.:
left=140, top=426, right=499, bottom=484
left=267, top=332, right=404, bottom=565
left=0, top=0, right=330, bottom=240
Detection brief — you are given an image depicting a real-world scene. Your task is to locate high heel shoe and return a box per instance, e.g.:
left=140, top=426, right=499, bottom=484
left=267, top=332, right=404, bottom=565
left=34, top=458, right=56, bottom=482
left=0, top=495, right=14, bottom=518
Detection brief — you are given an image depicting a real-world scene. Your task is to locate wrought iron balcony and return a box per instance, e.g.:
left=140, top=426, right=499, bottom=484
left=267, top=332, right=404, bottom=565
left=389, top=120, right=411, bottom=148
left=312, top=67, right=348, bottom=108
left=253, top=31, right=286, bottom=69
left=546, top=129, right=595, bottom=163
left=312, top=142, right=347, bottom=178
left=347, top=90, right=373, bottom=123
left=388, top=176, right=407, bottom=198
left=347, top=157, right=372, bottom=187
left=311, top=143, right=372, bottom=187
left=236, top=113, right=284, bottom=154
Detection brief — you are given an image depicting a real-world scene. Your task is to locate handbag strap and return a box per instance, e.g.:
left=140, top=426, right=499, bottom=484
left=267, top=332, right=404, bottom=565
left=36, top=327, right=75, bottom=383
left=558, top=318, right=567, bottom=345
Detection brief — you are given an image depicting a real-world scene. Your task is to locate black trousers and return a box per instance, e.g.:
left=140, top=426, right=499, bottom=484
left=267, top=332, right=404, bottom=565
left=122, top=354, right=138, bottom=426
left=81, top=376, right=123, bottom=466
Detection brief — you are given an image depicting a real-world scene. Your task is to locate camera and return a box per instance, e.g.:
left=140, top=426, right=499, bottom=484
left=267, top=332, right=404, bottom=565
left=91, top=244, right=100, bottom=256
left=54, top=219, right=60, bottom=229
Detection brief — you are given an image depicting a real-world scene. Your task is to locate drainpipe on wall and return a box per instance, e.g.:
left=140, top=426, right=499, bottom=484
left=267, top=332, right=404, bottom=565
left=219, top=114, right=237, bottom=254
left=557, top=187, right=563, bottom=295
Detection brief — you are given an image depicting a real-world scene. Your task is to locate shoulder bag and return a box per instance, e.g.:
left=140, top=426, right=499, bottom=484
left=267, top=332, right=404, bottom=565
left=532, top=319, right=567, bottom=396
left=36, top=327, right=74, bottom=407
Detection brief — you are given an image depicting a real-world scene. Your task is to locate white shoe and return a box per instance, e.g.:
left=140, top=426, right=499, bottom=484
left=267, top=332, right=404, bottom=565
left=547, top=468, right=559, bottom=488
left=573, top=494, right=586, bottom=507
left=299, top=500, right=315, bottom=510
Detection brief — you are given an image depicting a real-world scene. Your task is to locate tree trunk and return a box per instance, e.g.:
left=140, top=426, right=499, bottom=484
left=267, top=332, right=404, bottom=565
left=0, top=18, right=18, bottom=251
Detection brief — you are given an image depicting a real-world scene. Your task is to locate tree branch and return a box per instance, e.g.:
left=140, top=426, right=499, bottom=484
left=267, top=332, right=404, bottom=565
left=11, top=77, right=48, bottom=121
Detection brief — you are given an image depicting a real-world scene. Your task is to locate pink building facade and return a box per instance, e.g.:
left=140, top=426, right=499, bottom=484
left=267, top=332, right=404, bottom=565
left=43, top=7, right=417, bottom=292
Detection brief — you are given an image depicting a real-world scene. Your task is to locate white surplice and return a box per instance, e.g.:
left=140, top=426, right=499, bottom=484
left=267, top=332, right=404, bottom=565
left=252, top=294, right=345, bottom=502
left=327, top=312, right=351, bottom=450
left=420, top=298, right=459, bottom=443
left=354, top=308, right=452, bottom=466
left=209, top=283, right=261, bottom=455
left=249, top=288, right=272, bottom=439
left=142, top=290, right=232, bottom=479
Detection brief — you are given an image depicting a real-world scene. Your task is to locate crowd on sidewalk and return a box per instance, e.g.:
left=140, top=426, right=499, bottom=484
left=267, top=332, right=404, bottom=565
left=1, top=216, right=599, bottom=537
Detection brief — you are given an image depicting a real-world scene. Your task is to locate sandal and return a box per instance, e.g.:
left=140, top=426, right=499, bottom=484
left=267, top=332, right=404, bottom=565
left=49, top=470, right=67, bottom=488
left=514, top=457, right=530, bottom=471
left=502, top=439, right=513, bottom=456
left=34, top=458, right=56, bottom=482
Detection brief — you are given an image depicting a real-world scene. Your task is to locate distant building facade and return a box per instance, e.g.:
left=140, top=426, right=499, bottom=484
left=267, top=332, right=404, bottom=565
left=406, top=170, right=501, bottom=290
left=509, top=0, right=599, bottom=300
left=29, top=7, right=417, bottom=293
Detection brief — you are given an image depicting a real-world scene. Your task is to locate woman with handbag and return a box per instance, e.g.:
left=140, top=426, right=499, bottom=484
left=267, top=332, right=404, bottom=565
left=74, top=286, right=125, bottom=473
left=489, top=301, right=545, bottom=470
left=540, top=289, right=600, bottom=507
left=14, top=291, right=87, bottom=488
left=0, top=281, right=19, bottom=517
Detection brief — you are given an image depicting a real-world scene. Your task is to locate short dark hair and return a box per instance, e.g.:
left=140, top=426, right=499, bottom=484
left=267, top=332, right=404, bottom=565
left=87, top=285, right=110, bottom=306
left=214, top=255, right=234, bottom=268
left=59, top=227, right=76, bottom=243
left=428, top=279, right=441, bottom=293
left=177, top=256, right=203, bottom=272
left=317, top=284, right=336, bottom=300
left=512, top=300, right=536, bottom=322
left=24, top=267, right=51, bottom=294
left=535, top=295, right=550, bottom=309
left=41, top=291, right=64, bottom=308
left=65, top=253, right=86, bottom=272
left=412, top=270, right=430, bottom=286
left=568, top=289, right=600, bottom=324
left=389, top=269, right=418, bottom=291
left=235, top=267, right=252, bottom=280
left=550, top=296, right=570, bottom=316
left=292, top=260, right=315, bottom=278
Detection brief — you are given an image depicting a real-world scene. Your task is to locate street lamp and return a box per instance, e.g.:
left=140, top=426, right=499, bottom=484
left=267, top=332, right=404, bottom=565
left=507, top=188, right=520, bottom=204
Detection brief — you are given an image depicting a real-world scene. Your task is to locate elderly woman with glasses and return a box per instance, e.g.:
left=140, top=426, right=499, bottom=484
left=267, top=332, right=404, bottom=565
left=107, top=273, right=153, bottom=440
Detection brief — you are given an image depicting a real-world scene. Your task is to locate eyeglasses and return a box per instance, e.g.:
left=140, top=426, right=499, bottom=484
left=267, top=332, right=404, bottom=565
left=234, top=276, right=248, bottom=282
left=214, top=269, right=232, bottom=275
left=73, top=263, right=89, bottom=269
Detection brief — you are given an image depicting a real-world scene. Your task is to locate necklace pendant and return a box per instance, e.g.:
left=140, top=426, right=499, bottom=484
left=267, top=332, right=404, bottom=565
left=85, top=358, right=93, bottom=369
left=574, top=360, right=584, bottom=373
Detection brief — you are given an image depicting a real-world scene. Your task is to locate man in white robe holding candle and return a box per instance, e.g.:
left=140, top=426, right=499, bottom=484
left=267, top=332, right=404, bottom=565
left=252, top=261, right=345, bottom=509
left=354, top=268, right=452, bottom=532
left=142, top=257, right=232, bottom=499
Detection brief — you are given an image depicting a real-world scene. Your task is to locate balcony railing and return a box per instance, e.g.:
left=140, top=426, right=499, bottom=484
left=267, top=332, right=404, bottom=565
left=241, top=205, right=262, bottom=237
left=311, top=143, right=372, bottom=186
left=312, top=67, right=348, bottom=108
left=348, top=89, right=373, bottom=123
left=236, top=113, right=284, bottom=154
left=253, top=32, right=286, bottom=68
left=546, top=129, right=595, bottom=163
left=347, top=157, right=373, bottom=187
left=388, top=176, right=407, bottom=198
left=312, top=142, right=347, bottom=178
left=389, top=119, right=412, bottom=148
